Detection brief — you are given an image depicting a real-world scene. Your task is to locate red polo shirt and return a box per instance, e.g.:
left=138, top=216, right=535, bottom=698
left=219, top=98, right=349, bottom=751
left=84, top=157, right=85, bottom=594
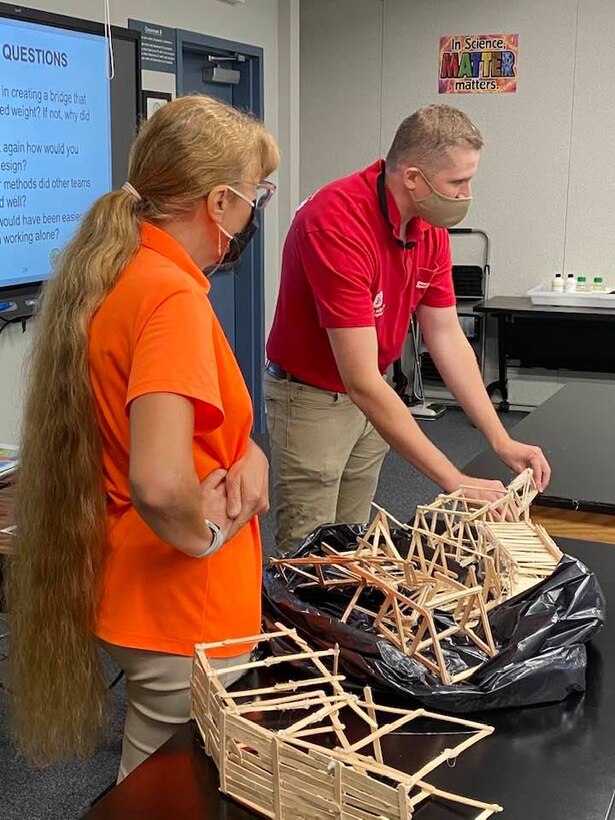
left=266, top=160, right=455, bottom=392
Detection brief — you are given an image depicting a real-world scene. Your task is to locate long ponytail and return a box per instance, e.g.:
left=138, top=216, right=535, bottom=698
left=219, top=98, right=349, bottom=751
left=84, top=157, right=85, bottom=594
left=6, top=191, right=140, bottom=763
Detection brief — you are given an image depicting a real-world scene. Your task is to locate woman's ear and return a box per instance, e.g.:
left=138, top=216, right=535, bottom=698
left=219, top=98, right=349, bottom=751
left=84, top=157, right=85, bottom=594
left=206, top=185, right=228, bottom=224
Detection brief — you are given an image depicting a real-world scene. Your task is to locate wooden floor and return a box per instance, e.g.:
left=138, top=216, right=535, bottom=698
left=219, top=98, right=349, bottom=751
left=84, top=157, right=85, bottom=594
left=532, top=506, right=615, bottom=545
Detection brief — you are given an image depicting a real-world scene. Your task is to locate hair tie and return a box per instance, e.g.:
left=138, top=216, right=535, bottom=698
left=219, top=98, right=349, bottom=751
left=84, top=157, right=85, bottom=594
left=121, top=181, right=142, bottom=201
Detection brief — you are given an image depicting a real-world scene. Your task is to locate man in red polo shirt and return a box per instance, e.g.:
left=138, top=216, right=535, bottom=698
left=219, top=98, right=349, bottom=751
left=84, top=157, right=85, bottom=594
left=265, top=105, right=550, bottom=553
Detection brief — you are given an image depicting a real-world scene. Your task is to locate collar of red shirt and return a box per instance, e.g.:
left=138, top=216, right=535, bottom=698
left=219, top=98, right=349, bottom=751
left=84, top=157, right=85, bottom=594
left=372, top=159, right=429, bottom=247
left=140, top=221, right=211, bottom=294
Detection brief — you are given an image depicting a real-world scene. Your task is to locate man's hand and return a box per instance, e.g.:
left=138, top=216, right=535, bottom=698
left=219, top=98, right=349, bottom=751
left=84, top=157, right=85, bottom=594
left=453, top=474, right=514, bottom=520
left=225, top=440, right=270, bottom=538
left=494, top=438, right=551, bottom=492
left=454, top=474, right=507, bottom=504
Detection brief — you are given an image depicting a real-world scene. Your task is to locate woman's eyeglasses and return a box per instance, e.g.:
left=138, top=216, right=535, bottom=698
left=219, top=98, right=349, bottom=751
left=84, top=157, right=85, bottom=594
left=253, top=179, right=277, bottom=210
left=230, top=179, right=277, bottom=211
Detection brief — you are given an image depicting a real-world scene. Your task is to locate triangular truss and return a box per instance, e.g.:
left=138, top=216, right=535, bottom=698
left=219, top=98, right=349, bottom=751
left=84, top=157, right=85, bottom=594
left=407, top=469, right=538, bottom=570
left=192, top=623, right=503, bottom=819
left=272, top=470, right=561, bottom=685
left=272, top=544, right=495, bottom=685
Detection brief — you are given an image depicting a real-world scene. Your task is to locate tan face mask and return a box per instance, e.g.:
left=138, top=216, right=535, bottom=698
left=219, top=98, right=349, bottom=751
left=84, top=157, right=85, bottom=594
left=409, top=170, right=472, bottom=228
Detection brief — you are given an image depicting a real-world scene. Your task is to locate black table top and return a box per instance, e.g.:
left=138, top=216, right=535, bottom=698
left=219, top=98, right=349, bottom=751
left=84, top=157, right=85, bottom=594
left=474, top=295, right=615, bottom=320
left=464, top=382, right=615, bottom=514
left=87, top=537, right=613, bottom=820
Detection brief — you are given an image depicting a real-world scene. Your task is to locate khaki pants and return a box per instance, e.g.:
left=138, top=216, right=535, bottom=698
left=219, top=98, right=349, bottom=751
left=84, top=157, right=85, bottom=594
left=264, top=372, right=389, bottom=555
left=101, top=640, right=249, bottom=782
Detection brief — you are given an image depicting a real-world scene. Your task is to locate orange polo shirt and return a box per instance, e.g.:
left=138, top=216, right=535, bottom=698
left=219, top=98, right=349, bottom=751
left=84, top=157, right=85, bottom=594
left=89, top=222, right=261, bottom=658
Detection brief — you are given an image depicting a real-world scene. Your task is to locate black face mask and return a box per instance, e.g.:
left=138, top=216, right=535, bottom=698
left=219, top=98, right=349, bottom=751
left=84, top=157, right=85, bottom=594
left=203, top=208, right=259, bottom=276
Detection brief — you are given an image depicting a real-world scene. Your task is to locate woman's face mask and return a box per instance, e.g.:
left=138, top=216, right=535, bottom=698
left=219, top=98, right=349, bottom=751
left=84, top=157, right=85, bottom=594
left=214, top=209, right=259, bottom=273
left=409, top=170, right=472, bottom=228
left=203, top=186, right=259, bottom=277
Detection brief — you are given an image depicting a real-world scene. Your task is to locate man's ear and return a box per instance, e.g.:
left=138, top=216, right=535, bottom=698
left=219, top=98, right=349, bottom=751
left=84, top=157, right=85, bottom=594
left=402, top=166, right=423, bottom=192
left=206, top=185, right=229, bottom=223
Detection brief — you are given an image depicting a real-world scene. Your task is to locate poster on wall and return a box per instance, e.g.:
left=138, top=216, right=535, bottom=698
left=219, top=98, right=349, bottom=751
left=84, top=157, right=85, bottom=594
left=129, top=19, right=177, bottom=74
left=439, top=34, right=518, bottom=94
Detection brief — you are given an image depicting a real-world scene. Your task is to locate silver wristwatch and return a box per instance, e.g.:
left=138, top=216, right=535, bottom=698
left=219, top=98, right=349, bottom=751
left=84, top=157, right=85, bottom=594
left=204, top=519, right=225, bottom=555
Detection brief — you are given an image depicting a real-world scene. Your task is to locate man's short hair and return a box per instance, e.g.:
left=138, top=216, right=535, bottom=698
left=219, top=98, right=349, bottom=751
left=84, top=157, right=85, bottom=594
left=385, top=105, right=483, bottom=173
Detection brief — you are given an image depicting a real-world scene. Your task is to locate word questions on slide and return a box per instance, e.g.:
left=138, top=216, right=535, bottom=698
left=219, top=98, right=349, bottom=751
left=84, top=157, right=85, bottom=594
left=0, top=16, right=112, bottom=287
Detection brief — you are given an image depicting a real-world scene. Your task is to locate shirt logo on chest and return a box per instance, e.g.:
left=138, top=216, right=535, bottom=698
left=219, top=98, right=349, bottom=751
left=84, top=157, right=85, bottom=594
left=373, top=290, right=385, bottom=318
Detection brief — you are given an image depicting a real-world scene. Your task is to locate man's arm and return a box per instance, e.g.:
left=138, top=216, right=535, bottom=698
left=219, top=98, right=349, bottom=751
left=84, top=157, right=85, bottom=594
left=327, top=326, right=507, bottom=500
left=416, top=304, right=551, bottom=490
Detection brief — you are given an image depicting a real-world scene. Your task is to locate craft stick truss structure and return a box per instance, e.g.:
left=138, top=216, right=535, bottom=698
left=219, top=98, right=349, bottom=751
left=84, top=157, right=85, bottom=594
left=271, top=470, right=563, bottom=685
left=192, top=623, right=503, bottom=819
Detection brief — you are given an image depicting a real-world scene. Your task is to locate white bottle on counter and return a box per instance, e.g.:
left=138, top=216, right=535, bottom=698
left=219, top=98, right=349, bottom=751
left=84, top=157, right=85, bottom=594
left=564, top=273, right=576, bottom=293
left=551, top=273, right=564, bottom=292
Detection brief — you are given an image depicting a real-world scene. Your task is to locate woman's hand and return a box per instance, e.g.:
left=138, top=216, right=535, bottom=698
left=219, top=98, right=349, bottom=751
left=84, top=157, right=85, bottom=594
left=224, top=440, right=270, bottom=538
left=200, top=468, right=237, bottom=543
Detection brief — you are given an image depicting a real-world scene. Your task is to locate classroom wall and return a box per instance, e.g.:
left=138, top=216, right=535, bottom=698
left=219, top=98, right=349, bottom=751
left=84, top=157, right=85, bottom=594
left=299, top=0, right=613, bottom=405
left=300, top=0, right=383, bottom=195
left=0, top=0, right=297, bottom=442
left=277, top=0, right=301, bottom=247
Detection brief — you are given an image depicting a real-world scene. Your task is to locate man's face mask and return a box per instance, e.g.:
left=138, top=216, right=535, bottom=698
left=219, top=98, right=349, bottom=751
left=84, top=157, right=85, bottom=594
left=204, top=181, right=276, bottom=276
left=409, top=169, right=472, bottom=228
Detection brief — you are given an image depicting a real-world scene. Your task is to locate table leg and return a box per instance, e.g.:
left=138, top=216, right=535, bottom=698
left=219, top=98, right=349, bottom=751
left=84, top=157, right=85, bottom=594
left=486, top=314, right=510, bottom=411
left=497, top=315, right=510, bottom=411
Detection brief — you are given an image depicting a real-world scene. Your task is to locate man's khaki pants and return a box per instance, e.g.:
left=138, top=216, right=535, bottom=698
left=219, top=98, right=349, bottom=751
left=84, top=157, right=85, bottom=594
left=264, top=372, right=389, bottom=555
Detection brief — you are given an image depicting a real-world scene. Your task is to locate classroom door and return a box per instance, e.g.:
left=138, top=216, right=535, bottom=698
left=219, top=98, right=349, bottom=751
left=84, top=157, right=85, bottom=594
left=177, top=32, right=266, bottom=430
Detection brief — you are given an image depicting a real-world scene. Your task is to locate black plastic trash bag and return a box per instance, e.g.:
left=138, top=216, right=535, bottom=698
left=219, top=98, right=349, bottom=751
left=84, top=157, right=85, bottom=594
left=262, top=523, right=606, bottom=712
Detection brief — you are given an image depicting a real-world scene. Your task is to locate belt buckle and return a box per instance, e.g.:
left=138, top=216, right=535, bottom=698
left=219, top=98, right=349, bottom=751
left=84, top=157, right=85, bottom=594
left=266, top=361, right=285, bottom=381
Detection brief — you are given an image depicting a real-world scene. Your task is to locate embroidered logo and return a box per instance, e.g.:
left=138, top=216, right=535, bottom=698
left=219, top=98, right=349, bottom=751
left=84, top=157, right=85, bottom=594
left=416, top=280, right=430, bottom=289
left=373, top=290, right=385, bottom=317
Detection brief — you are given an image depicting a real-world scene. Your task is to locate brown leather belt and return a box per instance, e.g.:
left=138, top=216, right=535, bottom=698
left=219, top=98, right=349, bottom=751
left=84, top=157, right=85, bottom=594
left=265, top=361, right=311, bottom=386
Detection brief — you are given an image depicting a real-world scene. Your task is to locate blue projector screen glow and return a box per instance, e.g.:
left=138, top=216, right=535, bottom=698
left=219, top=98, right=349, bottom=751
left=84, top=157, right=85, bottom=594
left=0, top=16, right=111, bottom=289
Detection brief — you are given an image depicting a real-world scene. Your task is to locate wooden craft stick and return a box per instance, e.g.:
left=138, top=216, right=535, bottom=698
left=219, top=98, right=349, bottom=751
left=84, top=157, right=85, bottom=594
left=415, top=779, right=503, bottom=813
left=280, top=699, right=350, bottom=737
left=196, top=628, right=289, bottom=651
left=362, top=687, right=383, bottom=764
left=451, top=664, right=483, bottom=683
left=334, top=761, right=343, bottom=809
left=271, top=737, right=282, bottom=819
left=207, top=648, right=336, bottom=678
left=233, top=693, right=333, bottom=714
left=340, top=579, right=365, bottom=624
left=347, top=712, right=416, bottom=754
left=219, top=709, right=228, bottom=792
left=371, top=502, right=410, bottom=531
left=229, top=676, right=346, bottom=699
left=397, top=783, right=410, bottom=817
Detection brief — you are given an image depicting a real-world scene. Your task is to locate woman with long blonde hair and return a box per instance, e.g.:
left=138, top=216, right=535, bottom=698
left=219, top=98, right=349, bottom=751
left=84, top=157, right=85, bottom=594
left=6, top=94, right=279, bottom=779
